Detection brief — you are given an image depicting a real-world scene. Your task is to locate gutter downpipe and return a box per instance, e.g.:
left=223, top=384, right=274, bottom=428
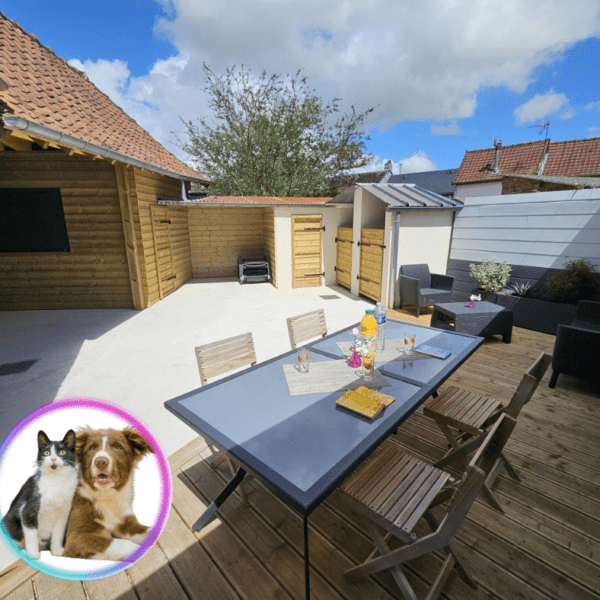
left=3, top=115, right=207, bottom=185
left=390, top=209, right=402, bottom=308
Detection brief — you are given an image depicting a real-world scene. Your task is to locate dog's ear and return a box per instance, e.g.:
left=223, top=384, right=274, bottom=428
left=123, top=427, right=153, bottom=459
left=75, top=428, right=90, bottom=462
left=62, top=429, right=76, bottom=452
left=37, top=430, right=50, bottom=451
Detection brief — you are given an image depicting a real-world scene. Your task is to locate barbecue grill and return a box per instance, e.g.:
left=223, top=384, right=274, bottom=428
left=238, top=256, right=272, bottom=284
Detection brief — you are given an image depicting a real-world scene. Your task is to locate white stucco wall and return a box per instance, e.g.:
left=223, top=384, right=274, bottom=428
left=455, top=181, right=502, bottom=198
left=390, top=210, right=455, bottom=307
left=273, top=205, right=352, bottom=289
left=396, top=211, right=455, bottom=275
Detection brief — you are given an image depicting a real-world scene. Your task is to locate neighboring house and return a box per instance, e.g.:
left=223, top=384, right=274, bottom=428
left=388, top=168, right=457, bottom=198
left=330, top=165, right=458, bottom=204
left=0, top=11, right=209, bottom=310
left=455, top=137, right=600, bottom=197
left=328, top=163, right=393, bottom=205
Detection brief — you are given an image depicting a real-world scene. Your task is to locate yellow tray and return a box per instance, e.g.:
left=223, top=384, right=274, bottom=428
left=336, top=386, right=395, bottom=419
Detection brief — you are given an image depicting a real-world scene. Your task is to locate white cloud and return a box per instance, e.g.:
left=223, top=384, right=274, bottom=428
left=514, top=90, right=569, bottom=124
left=559, top=107, right=576, bottom=120
left=430, top=121, right=463, bottom=136
left=399, top=151, right=437, bottom=174
left=354, top=151, right=436, bottom=174
left=70, top=1, right=600, bottom=158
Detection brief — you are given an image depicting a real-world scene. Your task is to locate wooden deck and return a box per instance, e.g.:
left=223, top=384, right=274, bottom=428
left=2, top=309, right=600, bottom=600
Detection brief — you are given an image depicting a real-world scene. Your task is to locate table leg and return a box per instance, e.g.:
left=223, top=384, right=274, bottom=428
left=304, top=515, right=311, bottom=600
left=191, top=467, right=246, bottom=532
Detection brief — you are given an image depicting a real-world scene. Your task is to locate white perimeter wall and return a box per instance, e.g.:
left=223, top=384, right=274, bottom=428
left=273, top=205, right=353, bottom=289
left=450, top=189, right=600, bottom=269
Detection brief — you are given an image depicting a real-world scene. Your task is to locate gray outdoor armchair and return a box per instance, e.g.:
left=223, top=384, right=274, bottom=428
left=399, top=263, right=454, bottom=317
left=549, top=300, right=600, bottom=389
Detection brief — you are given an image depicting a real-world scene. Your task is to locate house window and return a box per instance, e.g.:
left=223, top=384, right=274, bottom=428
left=0, top=188, right=70, bottom=252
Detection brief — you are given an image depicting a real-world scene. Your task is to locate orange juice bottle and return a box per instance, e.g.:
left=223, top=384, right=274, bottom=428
left=360, top=309, right=377, bottom=339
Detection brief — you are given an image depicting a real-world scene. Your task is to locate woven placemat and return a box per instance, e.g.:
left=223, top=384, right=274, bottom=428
left=336, top=340, right=430, bottom=363
left=282, top=360, right=391, bottom=396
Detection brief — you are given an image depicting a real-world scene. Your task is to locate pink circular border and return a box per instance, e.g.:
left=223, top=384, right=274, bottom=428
left=0, top=397, right=172, bottom=580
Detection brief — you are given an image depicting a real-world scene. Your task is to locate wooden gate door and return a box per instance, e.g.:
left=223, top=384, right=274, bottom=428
left=150, top=205, right=175, bottom=299
left=335, top=227, right=353, bottom=290
left=358, top=228, right=385, bottom=302
left=292, top=215, right=323, bottom=288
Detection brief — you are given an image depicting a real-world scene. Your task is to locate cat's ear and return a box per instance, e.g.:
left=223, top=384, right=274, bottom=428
left=63, top=430, right=76, bottom=451
left=122, top=427, right=153, bottom=459
left=37, top=430, right=50, bottom=450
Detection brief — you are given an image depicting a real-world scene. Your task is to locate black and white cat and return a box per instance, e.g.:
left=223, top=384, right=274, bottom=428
left=2, top=430, right=78, bottom=559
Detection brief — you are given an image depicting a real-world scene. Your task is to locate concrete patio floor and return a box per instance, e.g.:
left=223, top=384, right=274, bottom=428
left=0, top=279, right=374, bottom=570
left=1, top=279, right=376, bottom=454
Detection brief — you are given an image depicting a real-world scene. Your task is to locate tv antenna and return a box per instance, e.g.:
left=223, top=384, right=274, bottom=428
left=529, top=121, right=550, bottom=139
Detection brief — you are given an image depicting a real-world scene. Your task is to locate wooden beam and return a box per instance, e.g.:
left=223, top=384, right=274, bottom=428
left=6, top=129, right=35, bottom=143
left=0, top=132, right=32, bottom=151
left=115, top=163, right=145, bottom=309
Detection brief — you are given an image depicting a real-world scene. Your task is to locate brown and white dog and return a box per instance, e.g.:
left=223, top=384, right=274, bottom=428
left=63, top=426, right=154, bottom=561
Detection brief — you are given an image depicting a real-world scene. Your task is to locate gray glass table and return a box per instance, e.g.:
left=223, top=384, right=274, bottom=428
left=164, top=320, right=483, bottom=600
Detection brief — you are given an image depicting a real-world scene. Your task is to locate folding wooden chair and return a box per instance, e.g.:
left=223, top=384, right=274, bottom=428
left=423, top=351, right=552, bottom=511
left=194, top=332, right=257, bottom=503
left=286, top=308, right=327, bottom=349
left=341, top=414, right=516, bottom=600
left=195, top=332, right=257, bottom=386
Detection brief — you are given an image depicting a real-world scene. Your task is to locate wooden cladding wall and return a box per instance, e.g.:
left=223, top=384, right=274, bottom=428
left=291, top=214, right=323, bottom=288
left=0, top=152, right=132, bottom=309
left=131, top=169, right=191, bottom=306
left=358, top=228, right=385, bottom=302
left=335, top=227, right=353, bottom=289
left=264, top=208, right=277, bottom=287
left=188, top=207, right=267, bottom=278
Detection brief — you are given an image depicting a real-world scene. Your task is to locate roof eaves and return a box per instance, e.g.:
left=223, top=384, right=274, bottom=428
left=3, top=115, right=209, bottom=183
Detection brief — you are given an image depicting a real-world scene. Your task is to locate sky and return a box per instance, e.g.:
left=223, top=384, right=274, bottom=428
left=4, top=0, right=600, bottom=174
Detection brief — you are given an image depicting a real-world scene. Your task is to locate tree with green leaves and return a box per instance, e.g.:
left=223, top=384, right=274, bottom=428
left=178, top=64, right=374, bottom=197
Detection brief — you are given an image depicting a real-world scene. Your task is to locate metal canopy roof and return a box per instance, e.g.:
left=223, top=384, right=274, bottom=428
left=357, top=183, right=463, bottom=209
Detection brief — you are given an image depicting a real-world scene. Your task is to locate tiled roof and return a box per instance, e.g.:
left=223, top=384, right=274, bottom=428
left=388, top=169, right=457, bottom=196
left=543, top=138, right=600, bottom=176
left=0, top=11, right=206, bottom=182
left=454, top=140, right=547, bottom=183
left=159, top=196, right=333, bottom=206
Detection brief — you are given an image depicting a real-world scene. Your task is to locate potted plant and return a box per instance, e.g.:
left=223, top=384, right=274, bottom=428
left=469, top=259, right=512, bottom=299
left=492, top=260, right=599, bottom=335
left=544, top=259, right=600, bottom=305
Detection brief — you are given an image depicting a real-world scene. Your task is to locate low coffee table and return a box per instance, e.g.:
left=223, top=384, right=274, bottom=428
left=431, top=300, right=513, bottom=343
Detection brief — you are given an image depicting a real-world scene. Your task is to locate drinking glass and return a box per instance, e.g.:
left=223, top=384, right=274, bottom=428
left=404, top=333, right=416, bottom=356
left=362, top=353, right=375, bottom=381
left=297, top=347, right=310, bottom=372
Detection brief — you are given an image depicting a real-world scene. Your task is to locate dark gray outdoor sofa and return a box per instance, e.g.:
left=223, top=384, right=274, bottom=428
left=399, top=264, right=454, bottom=317
left=549, top=300, right=600, bottom=389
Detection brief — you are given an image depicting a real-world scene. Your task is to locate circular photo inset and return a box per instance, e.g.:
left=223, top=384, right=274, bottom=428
left=0, top=398, right=172, bottom=580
